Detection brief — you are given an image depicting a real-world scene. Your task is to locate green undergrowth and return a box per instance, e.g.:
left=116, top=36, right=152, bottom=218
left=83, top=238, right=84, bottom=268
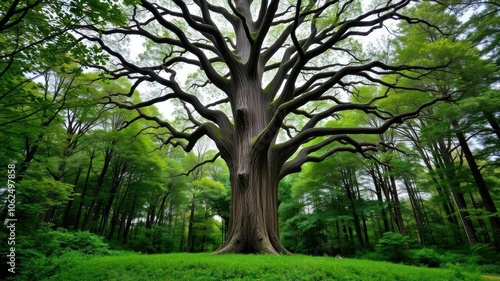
left=13, top=252, right=485, bottom=281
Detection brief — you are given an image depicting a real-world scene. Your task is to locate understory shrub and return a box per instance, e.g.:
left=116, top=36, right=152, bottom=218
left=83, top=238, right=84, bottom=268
left=10, top=228, right=112, bottom=280
left=469, top=243, right=498, bottom=264
left=127, top=225, right=173, bottom=254
left=14, top=251, right=88, bottom=281
left=18, top=227, right=109, bottom=257
left=409, top=248, right=442, bottom=268
left=364, top=238, right=500, bottom=274
left=374, top=232, right=411, bottom=263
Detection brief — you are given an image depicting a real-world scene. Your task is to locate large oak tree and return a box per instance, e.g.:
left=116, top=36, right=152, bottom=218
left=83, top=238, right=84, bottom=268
left=75, top=0, right=449, bottom=254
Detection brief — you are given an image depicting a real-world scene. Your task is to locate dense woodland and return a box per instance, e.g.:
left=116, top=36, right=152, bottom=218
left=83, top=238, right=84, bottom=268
left=0, top=0, right=499, bottom=266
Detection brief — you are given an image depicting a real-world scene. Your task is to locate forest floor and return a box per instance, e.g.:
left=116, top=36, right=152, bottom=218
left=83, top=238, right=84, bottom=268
left=13, top=252, right=490, bottom=281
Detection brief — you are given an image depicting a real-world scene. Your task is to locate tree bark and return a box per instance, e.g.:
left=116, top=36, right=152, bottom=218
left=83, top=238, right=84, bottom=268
left=437, top=139, right=479, bottom=245
left=214, top=159, right=289, bottom=254
left=100, top=159, right=127, bottom=236
left=75, top=147, right=96, bottom=229
left=387, top=166, right=406, bottom=236
left=82, top=147, right=113, bottom=230
left=186, top=198, right=196, bottom=252
left=452, top=121, right=500, bottom=249
left=211, top=72, right=291, bottom=254
left=341, top=168, right=364, bottom=249
left=61, top=167, right=83, bottom=228
left=484, top=112, right=500, bottom=140
left=123, top=194, right=137, bottom=244
left=108, top=179, right=132, bottom=240
left=368, top=166, right=390, bottom=234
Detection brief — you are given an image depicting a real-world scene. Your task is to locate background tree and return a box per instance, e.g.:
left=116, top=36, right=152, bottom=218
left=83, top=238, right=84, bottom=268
left=391, top=1, right=500, bottom=248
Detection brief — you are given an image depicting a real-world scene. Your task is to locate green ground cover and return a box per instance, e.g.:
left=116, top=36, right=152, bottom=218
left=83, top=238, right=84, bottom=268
left=15, top=252, right=486, bottom=281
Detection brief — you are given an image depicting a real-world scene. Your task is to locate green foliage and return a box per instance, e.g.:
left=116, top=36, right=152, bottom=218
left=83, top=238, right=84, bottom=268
left=14, top=251, right=89, bottom=281
left=15, top=253, right=484, bottom=281
left=17, top=228, right=110, bottom=257
left=59, top=230, right=110, bottom=255
left=374, top=232, right=411, bottom=263
left=13, top=178, right=74, bottom=231
left=358, top=245, right=500, bottom=274
left=469, top=243, right=499, bottom=265
left=6, top=228, right=111, bottom=280
left=127, top=225, right=173, bottom=254
left=409, top=248, right=442, bottom=268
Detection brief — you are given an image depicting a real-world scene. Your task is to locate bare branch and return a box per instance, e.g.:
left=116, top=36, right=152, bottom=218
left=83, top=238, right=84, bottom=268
left=275, top=93, right=451, bottom=169
left=168, top=152, right=222, bottom=178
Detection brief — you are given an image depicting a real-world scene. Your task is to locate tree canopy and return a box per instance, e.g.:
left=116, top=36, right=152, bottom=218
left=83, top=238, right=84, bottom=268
left=0, top=0, right=498, bottom=260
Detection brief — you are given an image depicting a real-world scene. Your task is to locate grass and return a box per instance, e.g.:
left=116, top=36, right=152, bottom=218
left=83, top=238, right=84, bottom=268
left=16, top=252, right=486, bottom=281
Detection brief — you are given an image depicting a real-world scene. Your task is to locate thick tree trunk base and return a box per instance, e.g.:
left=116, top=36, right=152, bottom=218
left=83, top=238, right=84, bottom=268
left=213, top=240, right=292, bottom=255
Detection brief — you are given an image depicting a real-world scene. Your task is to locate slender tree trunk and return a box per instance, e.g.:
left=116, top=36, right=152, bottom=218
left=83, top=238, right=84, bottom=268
left=348, top=226, right=355, bottom=253
left=61, top=167, right=83, bottom=228
left=342, top=169, right=364, bottom=249
left=109, top=196, right=128, bottom=240
left=405, top=177, right=428, bottom=244
left=108, top=175, right=132, bottom=240
left=186, top=198, right=196, bottom=252
left=156, top=193, right=169, bottom=226
left=379, top=166, right=398, bottom=233
left=369, top=166, right=390, bottom=234
left=179, top=212, right=186, bottom=252
left=452, top=121, right=500, bottom=249
left=117, top=214, right=125, bottom=241
left=355, top=181, right=370, bottom=246
left=437, top=139, right=479, bottom=245
left=123, top=195, right=137, bottom=244
left=416, top=144, right=458, bottom=225
left=75, top=147, right=96, bottom=229
left=335, top=220, right=343, bottom=255
left=82, top=147, right=113, bottom=230
left=387, top=166, right=406, bottom=236
left=100, top=161, right=127, bottom=236
left=470, top=192, right=491, bottom=243
left=484, top=112, right=500, bottom=140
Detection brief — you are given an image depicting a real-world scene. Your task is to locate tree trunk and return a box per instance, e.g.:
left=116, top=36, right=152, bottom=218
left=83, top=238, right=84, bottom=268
left=61, top=167, right=83, bottom=228
left=405, top=177, right=429, bottom=244
left=356, top=181, right=370, bottom=246
left=387, top=166, right=406, bottom=236
left=108, top=175, right=132, bottom=240
left=213, top=75, right=290, bottom=254
left=453, top=121, right=500, bottom=249
left=75, top=147, right=96, bottom=229
left=100, top=161, right=127, bottom=236
left=186, top=198, right=196, bottom=252
left=369, top=166, right=390, bottom=234
left=484, top=112, right=500, bottom=140
left=341, top=168, right=364, bottom=249
left=214, top=160, right=288, bottom=254
left=379, top=166, right=398, bottom=233
left=82, top=147, right=113, bottom=230
left=156, top=193, right=169, bottom=226
left=470, top=192, right=491, bottom=243
left=411, top=137, right=458, bottom=226
left=179, top=212, right=186, bottom=252
left=437, top=139, right=479, bottom=245
left=123, top=195, right=137, bottom=244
